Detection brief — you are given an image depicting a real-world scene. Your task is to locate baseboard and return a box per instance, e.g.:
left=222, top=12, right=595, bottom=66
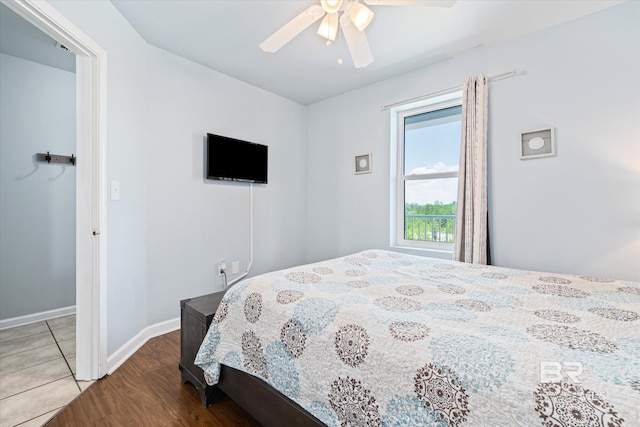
left=0, top=306, right=76, bottom=330
left=106, top=317, right=180, bottom=375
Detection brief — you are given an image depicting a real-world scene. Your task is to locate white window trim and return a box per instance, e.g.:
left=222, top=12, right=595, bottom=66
left=394, top=93, right=463, bottom=251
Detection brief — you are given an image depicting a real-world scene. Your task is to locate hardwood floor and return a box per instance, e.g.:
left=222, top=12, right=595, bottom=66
left=46, top=331, right=260, bottom=426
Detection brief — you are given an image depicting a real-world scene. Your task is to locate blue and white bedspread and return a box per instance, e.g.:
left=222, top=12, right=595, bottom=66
left=195, top=250, right=640, bottom=426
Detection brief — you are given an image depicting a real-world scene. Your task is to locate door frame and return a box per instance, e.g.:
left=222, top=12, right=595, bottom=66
left=2, top=0, right=107, bottom=379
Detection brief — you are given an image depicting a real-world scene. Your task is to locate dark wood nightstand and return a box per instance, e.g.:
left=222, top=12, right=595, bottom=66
left=179, top=291, right=227, bottom=407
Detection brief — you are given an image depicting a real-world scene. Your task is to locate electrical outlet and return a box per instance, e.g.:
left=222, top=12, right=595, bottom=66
left=218, top=261, right=226, bottom=276
left=232, top=261, right=240, bottom=274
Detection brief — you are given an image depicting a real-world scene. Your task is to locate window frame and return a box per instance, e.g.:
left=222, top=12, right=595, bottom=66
left=395, top=95, right=463, bottom=250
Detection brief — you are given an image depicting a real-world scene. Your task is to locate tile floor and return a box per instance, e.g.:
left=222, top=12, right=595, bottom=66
left=0, top=315, right=94, bottom=426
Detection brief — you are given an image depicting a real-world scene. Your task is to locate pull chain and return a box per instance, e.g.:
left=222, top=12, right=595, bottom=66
left=337, top=11, right=344, bottom=65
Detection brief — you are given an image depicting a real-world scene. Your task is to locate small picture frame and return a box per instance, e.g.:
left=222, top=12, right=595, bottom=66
left=520, top=128, right=555, bottom=159
left=355, top=153, right=372, bottom=174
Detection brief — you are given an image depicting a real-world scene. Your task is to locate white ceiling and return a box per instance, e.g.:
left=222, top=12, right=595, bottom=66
left=110, top=0, right=622, bottom=105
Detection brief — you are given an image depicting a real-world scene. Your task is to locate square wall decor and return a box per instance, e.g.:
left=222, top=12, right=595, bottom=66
left=520, top=128, right=555, bottom=159
left=355, top=153, right=372, bottom=174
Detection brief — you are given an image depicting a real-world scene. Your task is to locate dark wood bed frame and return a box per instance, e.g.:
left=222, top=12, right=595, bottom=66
left=217, top=365, right=324, bottom=426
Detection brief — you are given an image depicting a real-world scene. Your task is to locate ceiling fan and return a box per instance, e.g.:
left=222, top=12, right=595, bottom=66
left=259, top=0, right=457, bottom=68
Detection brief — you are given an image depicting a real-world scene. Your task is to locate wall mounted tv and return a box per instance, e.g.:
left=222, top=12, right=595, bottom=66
left=206, top=133, right=268, bottom=184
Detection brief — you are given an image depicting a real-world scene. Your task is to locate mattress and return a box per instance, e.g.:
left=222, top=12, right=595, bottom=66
left=196, top=250, right=639, bottom=426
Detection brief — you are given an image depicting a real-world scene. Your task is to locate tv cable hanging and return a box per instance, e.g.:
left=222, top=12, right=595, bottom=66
left=226, top=182, right=254, bottom=288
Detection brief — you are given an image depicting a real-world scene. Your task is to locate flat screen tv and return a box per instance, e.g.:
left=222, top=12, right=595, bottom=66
left=206, top=133, right=268, bottom=184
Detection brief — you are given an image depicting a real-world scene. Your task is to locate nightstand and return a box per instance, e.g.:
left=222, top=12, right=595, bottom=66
left=179, top=291, right=227, bottom=407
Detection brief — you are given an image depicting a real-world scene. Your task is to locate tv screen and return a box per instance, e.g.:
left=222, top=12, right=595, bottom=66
left=206, top=133, right=268, bottom=184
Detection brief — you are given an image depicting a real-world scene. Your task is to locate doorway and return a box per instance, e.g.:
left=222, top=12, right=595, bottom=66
left=0, top=0, right=77, bottom=324
left=1, top=0, right=107, bottom=381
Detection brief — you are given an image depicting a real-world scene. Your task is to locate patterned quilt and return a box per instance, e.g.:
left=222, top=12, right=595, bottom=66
left=195, top=250, right=640, bottom=426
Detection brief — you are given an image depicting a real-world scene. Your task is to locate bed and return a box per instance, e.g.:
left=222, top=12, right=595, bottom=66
left=195, top=250, right=639, bottom=426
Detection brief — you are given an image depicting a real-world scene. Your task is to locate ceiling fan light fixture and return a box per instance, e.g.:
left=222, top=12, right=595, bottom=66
left=317, top=13, right=339, bottom=41
left=349, top=2, right=374, bottom=31
left=320, top=0, right=343, bottom=14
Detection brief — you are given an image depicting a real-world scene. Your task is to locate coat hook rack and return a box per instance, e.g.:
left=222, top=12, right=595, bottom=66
left=36, top=152, right=77, bottom=166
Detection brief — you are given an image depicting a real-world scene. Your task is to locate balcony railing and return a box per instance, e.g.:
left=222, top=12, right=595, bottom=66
left=405, top=214, right=456, bottom=243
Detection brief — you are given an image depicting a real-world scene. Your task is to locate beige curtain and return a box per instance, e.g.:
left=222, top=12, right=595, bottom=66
left=454, top=75, right=488, bottom=264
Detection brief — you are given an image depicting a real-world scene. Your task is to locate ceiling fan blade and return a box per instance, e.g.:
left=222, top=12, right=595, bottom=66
left=339, top=13, right=373, bottom=68
left=364, top=0, right=456, bottom=7
left=259, top=5, right=325, bottom=53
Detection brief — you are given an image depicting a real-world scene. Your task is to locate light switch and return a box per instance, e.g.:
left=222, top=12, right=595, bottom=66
left=232, top=261, right=240, bottom=274
left=110, top=180, right=120, bottom=201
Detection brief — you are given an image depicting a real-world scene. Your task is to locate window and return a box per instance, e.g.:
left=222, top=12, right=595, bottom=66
left=395, top=93, right=462, bottom=250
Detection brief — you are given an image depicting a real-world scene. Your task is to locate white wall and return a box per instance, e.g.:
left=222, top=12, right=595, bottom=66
left=0, top=53, right=76, bottom=319
left=43, top=0, right=638, bottom=360
left=306, top=1, right=640, bottom=282
left=145, top=46, right=307, bottom=324
left=50, top=1, right=308, bottom=354
left=51, top=0, right=150, bottom=354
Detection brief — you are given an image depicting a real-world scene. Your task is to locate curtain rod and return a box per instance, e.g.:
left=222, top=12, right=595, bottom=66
left=380, top=69, right=521, bottom=112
